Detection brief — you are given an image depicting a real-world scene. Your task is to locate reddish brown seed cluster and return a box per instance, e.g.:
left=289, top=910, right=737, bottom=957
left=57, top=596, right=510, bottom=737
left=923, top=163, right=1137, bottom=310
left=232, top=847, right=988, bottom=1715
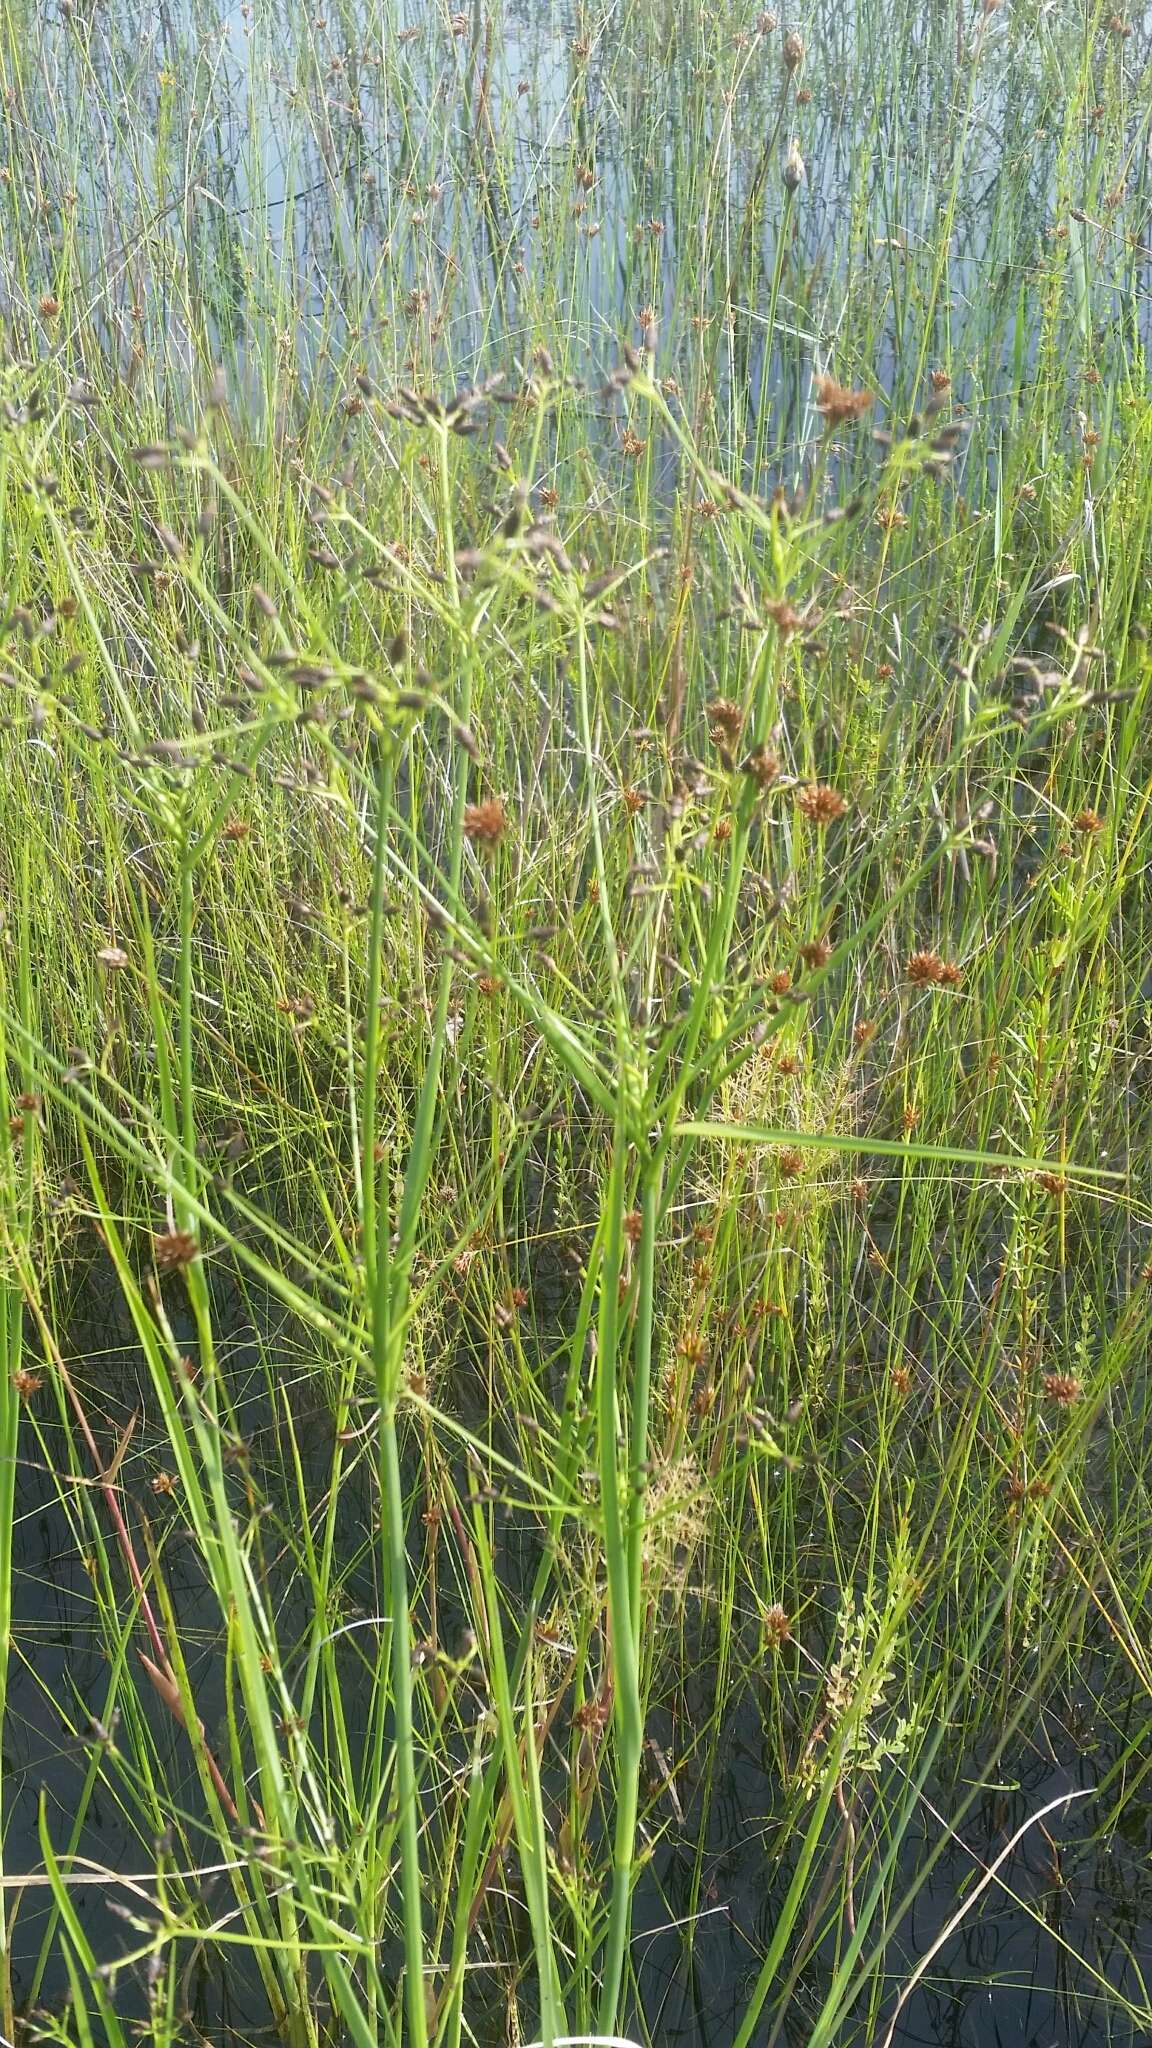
left=813, top=375, right=874, bottom=427
left=1042, top=1372, right=1083, bottom=1406
left=905, top=950, right=962, bottom=987
left=707, top=698, right=744, bottom=746
left=152, top=1229, right=199, bottom=1271
left=743, top=745, right=780, bottom=789
left=795, top=783, right=848, bottom=825
left=463, top=798, right=509, bottom=847
left=764, top=598, right=806, bottom=638
left=1073, top=808, right=1104, bottom=836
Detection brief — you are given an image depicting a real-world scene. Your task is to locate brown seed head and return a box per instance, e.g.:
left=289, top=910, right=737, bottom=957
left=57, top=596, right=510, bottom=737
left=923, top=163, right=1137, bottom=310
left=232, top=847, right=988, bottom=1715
left=1043, top=1372, right=1083, bottom=1407
left=622, top=1209, right=644, bottom=1245
left=764, top=597, right=805, bottom=637
left=463, top=798, right=509, bottom=848
left=777, top=1146, right=805, bottom=1179
left=906, top=950, right=945, bottom=985
left=1073, top=808, right=1104, bottom=836
left=12, top=1369, right=43, bottom=1400
left=153, top=1229, right=199, bottom=1271
left=814, top=375, right=874, bottom=427
left=763, top=1602, right=792, bottom=1648
left=96, top=944, right=129, bottom=970
left=781, top=29, right=804, bottom=71
left=1036, top=1171, right=1068, bottom=1198
left=795, top=783, right=848, bottom=825
left=800, top=938, right=831, bottom=970
left=707, top=697, right=744, bottom=744
left=742, top=744, right=781, bottom=789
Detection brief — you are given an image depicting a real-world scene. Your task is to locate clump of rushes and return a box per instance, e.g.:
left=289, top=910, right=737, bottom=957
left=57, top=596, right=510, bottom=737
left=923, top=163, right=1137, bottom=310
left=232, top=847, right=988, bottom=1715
left=0, top=14, right=1147, bottom=2047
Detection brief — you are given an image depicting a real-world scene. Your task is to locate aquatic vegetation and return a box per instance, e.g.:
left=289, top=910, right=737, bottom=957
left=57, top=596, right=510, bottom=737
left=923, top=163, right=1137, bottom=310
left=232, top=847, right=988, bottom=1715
left=0, top=0, right=1150, bottom=2042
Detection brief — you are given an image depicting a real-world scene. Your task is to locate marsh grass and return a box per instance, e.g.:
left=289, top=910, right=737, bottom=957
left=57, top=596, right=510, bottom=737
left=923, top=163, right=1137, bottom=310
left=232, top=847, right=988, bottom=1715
left=0, top=0, right=1150, bottom=2040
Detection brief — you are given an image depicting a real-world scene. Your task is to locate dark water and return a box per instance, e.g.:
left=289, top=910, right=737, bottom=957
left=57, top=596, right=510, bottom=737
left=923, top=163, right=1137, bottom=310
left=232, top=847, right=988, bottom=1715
left=7, top=1279, right=1152, bottom=2048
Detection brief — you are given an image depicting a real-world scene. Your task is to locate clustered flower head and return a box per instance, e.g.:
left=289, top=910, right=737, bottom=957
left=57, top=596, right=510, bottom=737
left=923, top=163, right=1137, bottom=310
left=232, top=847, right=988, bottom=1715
left=795, top=783, right=848, bottom=825
left=906, top=950, right=962, bottom=987
left=814, top=375, right=874, bottom=427
left=763, top=1602, right=793, bottom=1648
left=463, top=797, right=509, bottom=848
left=1043, top=1372, right=1083, bottom=1407
left=742, top=744, right=780, bottom=789
left=707, top=697, right=744, bottom=746
left=153, top=1229, right=199, bottom=1271
left=1073, top=808, right=1104, bottom=837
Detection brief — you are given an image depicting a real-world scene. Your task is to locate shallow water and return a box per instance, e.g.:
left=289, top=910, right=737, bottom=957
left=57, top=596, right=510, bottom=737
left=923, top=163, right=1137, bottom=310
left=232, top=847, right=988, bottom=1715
left=7, top=1282, right=1152, bottom=2047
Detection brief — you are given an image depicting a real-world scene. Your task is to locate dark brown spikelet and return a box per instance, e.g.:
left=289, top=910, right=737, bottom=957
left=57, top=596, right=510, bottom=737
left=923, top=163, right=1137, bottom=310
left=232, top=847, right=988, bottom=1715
left=906, top=950, right=945, bottom=985
left=814, top=376, right=874, bottom=427
left=795, top=783, right=848, bottom=825
left=707, top=698, right=744, bottom=745
left=153, top=1229, right=199, bottom=1271
left=463, top=798, right=509, bottom=848
left=781, top=29, right=804, bottom=71
left=1073, top=808, right=1104, bottom=836
left=1036, top=1171, right=1068, bottom=1198
left=764, top=598, right=806, bottom=638
left=800, top=939, right=831, bottom=970
left=742, top=744, right=780, bottom=789
left=938, top=960, right=964, bottom=987
left=777, top=1146, right=805, bottom=1179
left=622, top=1209, right=644, bottom=1245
